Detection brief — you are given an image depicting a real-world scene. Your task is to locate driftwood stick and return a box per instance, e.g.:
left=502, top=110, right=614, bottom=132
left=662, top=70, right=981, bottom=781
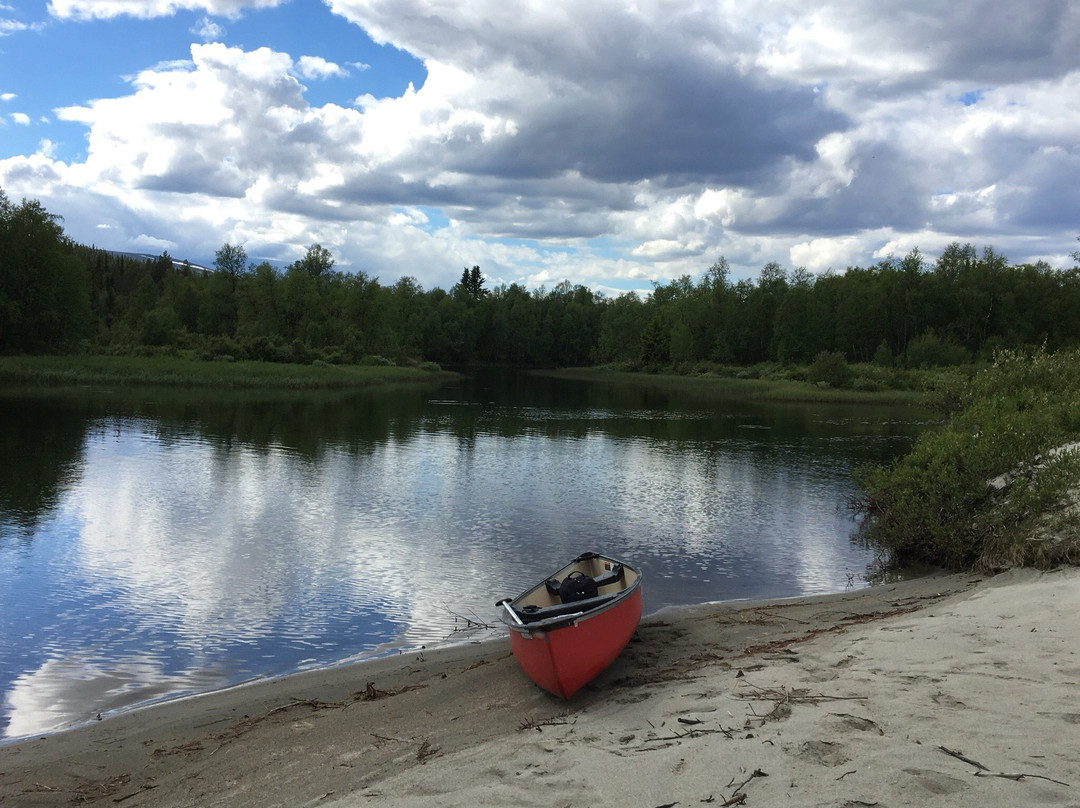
left=974, top=771, right=1071, bottom=787
left=731, top=768, right=768, bottom=796
left=645, top=728, right=730, bottom=742
left=938, top=745, right=988, bottom=770
left=939, top=746, right=1070, bottom=787
left=518, top=714, right=572, bottom=732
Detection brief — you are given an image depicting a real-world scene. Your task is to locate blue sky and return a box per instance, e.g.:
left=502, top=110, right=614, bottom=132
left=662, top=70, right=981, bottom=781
left=2, top=3, right=426, bottom=163
left=2, top=1, right=1079, bottom=294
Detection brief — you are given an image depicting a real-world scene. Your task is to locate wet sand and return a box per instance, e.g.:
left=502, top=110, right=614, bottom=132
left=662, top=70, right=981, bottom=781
left=3, top=568, right=1078, bottom=807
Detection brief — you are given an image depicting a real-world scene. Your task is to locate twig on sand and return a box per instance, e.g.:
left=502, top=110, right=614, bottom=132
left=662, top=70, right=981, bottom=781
left=268, top=698, right=343, bottom=715
left=734, top=682, right=865, bottom=727
left=728, top=768, right=768, bottom=797
left=444, top=607, right=496, bottom=638
left=356, top=681, right=427, bottom=702
left=738, top=603, right=925, bottom=658
left=415, top=738, right=440, bottom=762
left=370, top=732, right=409, bottom=744
left=645, top=727, right=734, bottom=742
left=519, top=713, right=573, bottom=732
left=70, top=773, right=131, bottom=804
left=113, top=783, right=159, bottom=803
left=744, top=608, right=810, bottom=625
left=938, top=746, right=1071, bottom=787
left=938, top=746, right=988, bottom=770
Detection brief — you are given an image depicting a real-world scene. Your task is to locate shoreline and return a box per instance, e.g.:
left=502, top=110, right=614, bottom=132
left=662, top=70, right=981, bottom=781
left=4, top=568, right=1078, bottom=806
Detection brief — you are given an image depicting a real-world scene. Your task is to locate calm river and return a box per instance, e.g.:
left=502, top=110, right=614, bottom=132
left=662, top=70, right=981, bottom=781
left=0, top=371, right=929, bottom=740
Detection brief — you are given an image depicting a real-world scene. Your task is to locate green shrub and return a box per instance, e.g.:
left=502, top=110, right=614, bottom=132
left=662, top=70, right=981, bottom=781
left=873, top=340, right=893, bottom=367
left=855, top=346, right=1080, bottom=570
left=807, top=351, right=852, bottom=388
left=903, top=329, right=969, bottom=368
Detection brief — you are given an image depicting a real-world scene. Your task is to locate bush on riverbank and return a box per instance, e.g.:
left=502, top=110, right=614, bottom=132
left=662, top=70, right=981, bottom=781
left=0, top=354, right=448, bottom=390
left=583, top=357, right=960, bottom=403
left=855, top=346, right=1080, bottom=570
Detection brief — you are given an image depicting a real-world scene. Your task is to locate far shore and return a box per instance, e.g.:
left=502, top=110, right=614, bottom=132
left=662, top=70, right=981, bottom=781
left=1, top=355, right=936, bottom=403
left=0, top=354, right=455, bottom=390
left=4, top=568, right=1078, bottom=807
left=544, top=366, right=929, bottom=405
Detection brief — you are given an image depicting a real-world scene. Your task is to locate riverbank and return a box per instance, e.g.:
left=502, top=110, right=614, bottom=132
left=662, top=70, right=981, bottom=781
left=4, top=567, right=1077, bottom=807
left=0, top=355, right=453, bottom=390
left=547, top=366, right=931, bottom=405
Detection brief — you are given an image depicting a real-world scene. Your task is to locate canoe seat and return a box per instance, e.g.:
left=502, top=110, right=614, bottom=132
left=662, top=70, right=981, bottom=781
left=543, top=563, right=624, bottom=597
left=594, top=563, right=624, bottom=588
left=515, top=593, right=619, bottom=624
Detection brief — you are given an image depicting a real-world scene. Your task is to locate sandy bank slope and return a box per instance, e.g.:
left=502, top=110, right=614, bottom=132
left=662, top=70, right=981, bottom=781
left=3, top=569, right=1078, bottom=807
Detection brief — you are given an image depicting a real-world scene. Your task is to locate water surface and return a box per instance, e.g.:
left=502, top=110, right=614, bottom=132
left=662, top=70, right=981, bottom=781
left=0, top=372, right=929, bottom=739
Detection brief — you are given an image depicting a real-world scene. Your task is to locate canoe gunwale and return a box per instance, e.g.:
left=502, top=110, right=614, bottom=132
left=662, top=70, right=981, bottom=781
left=499, top=552, right=642, bottom=634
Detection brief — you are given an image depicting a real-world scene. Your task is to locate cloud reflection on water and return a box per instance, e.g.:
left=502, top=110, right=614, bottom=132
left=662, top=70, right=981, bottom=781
left=1, top=381, right=925, bottom=739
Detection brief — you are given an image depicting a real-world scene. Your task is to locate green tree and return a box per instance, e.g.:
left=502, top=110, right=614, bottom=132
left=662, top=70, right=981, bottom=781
left=596, top=292, right=645, bottom=364
left=214, top=243, right=248, bottom=283
left=457, top=265, right=487, bottom=301
left=292, top=243, right=335, bottom=278
left=0, top=191, right=90, bottom=351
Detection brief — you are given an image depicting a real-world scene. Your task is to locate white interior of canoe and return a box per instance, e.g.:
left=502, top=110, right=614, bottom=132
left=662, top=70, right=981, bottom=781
left=513, top=555, right=639, bottom=609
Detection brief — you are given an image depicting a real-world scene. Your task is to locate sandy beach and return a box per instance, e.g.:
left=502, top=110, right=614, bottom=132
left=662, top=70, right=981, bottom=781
left=2, top=567, right=1078, bottom=807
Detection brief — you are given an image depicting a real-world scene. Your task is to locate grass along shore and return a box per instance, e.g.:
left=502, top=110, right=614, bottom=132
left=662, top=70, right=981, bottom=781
left=0, top=354, right=454, bottom=390
left=549, top=365, right=933, bottom=405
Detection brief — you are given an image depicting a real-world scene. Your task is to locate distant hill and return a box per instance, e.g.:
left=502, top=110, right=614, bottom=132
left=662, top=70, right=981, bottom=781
left=105, top=250, right=212, bottom=272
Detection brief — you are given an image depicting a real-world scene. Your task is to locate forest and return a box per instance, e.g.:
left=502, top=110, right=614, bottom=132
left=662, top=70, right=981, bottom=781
left=3, top=186, right=1080, bottom=373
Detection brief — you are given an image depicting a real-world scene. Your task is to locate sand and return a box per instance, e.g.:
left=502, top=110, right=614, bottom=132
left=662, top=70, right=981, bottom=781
left=2, top=567, right=1079, bottom=807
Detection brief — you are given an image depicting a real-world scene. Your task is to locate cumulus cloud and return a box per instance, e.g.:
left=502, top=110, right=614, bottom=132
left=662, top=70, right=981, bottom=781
left=191, top=14, right=223, bottom=40
left=0, top=17, right=28, bottom=35
left=47, top=0, right=283, bottom=21
left=294, top=55, right=346, bottom=80
left=10, top=111, right=29, bottom=125
left=4, top=0, right=1080, bottom=289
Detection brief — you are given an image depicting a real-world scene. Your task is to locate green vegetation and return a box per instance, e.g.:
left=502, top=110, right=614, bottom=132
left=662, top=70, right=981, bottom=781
left=4, top=187, right=1080, bottom=379
left=855, top=347, right=1080, bottom=571
left=552, top=363, right=933, bottom=405
left=6, top=188, right=1080, bottom=570
left=0, top=354, right=450, bottom=390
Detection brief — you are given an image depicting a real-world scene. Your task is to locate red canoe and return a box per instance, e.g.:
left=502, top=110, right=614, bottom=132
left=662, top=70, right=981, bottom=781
left=497, top=552, right=643, bottom=699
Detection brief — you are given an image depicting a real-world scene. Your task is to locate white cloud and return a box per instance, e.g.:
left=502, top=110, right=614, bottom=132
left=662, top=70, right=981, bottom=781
left=0, top=17, right=28, bottom=35
left=790, top=234, right=878, bottom=272
left=47, top=0, right=283, bottom=21
left=0, top=92, right=15, bottom=101
left=3, top=0, right=1080, bottom=291
left=10, top=111, right=29, bottom=125
left=191, top=14, right=223, bottom=40
left=130, top=232, right=178, bottom=251
left=294, top=55, right=346, bottom=80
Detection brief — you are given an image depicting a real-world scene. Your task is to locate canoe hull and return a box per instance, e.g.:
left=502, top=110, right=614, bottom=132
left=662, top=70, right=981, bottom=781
left=508, top=585, right=642, bottom=698
left=501, top=553, right=643, bottom=699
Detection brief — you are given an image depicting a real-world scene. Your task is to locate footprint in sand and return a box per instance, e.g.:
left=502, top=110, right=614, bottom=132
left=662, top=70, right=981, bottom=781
left=901, top=767, right=968, bottom=795
left=791, top=739, right=851, bottom=767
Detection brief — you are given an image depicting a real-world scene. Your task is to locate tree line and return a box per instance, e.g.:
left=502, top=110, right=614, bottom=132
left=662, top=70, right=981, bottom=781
left=3, top=186, right=1080, bottom=368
